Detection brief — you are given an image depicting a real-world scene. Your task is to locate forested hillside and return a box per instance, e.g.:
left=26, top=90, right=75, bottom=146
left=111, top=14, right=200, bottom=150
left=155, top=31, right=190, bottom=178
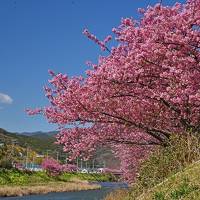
left=0, top=128, right=59, bottom=154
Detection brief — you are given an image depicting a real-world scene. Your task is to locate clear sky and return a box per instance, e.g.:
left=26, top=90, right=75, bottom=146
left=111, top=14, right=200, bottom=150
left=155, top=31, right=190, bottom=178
left=0, top=0, right=186, bottom=133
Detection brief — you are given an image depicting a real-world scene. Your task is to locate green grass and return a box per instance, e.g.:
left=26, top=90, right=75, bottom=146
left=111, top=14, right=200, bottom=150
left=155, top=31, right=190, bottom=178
left=105, top=161, right=200, bottom=200
left=136, top=161, right=200, bottom=200
left=103, top=135, right=200, bottom=200
left=0, top=169, right=53, bottom=185
left=58, top=172, right=116, bottom=182
left=0, top=169, right=115, bottom=186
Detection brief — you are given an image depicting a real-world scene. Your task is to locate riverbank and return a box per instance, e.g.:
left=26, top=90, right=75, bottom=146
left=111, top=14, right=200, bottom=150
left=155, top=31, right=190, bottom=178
left=0, top=182, right=129, bottom=199
left=0, top=169, right=117, bottom=197
left=0, top=181, right=101, bottom=197
left=0, top=169, right=116, bottom=185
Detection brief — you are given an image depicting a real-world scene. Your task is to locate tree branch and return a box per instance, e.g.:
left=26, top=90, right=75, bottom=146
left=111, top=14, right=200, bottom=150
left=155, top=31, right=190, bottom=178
left=106, top=139, right=162, bottom=146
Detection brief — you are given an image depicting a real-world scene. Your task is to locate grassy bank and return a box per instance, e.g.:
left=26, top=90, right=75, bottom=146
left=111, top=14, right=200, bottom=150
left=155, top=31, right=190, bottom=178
left=137, top=161, right=200, bottom=200
left=0, top=169, right=116, bottom=197
left=0, top=181, right=100, bottom=197
left=0, top=169, right=115, bottom=186
left=104, top=136, right=200, bottom=200
left=104, top=161, right=200, bottom=200
left=104, top=189, right=129, bottom=200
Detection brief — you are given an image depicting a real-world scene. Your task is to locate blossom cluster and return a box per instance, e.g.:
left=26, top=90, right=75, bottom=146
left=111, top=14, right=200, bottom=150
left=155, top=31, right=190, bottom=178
left=29, top=0, right=200, bottom=182
left=83, top=29, right=111, bottom=51
left=41, top=158, right=77, bottom=176
left=41, top=158, right=62, bottom=176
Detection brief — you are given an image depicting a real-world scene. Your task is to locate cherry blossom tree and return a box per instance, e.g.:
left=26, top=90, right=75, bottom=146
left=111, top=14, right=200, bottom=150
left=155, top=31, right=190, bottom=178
left=41, top=158, right=62, bottom=176
left=62, top=164, right=78, bottom=172
left=28, top=0, right=200, bottom=181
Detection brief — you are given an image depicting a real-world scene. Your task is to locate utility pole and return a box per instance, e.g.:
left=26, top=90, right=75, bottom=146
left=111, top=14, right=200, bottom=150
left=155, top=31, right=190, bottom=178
left=46, top=150, right=51, bottom=159
left=81, top=158, right=83, bottom=169
left=10, top=139, right=17, bottom=166
left=56, top=151, right=59, bottom=161
left=92, top=159, right=95, bottom=170
left=65, top=154, right=68, bottom=164
left=103, top=161, right=106, bottom=168
left=32, top=156, right=35, bottom=169
left=76, top=157, right=79, bottom=169
left=25, top=147, right=29, bottom=169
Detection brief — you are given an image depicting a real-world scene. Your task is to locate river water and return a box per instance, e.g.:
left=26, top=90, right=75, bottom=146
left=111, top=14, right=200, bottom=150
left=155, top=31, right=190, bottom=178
left=0, top=182, right=128, bottom=200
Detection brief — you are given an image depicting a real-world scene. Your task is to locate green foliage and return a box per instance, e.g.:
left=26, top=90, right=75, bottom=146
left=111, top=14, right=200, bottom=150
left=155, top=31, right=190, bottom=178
left=0, top=169, right=114, bottom=186
left=170, top=180, right=198, bottom=199
left=58, top=172, right=115, bottom=182
left=0, top=169, right=27, bottom=185
left=153, top=192, right=165, bottom=200
left=0, top=169, right=55, bottom=185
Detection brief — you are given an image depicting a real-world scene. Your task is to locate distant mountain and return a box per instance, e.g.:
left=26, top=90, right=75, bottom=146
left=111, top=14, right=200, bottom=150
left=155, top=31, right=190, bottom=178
left=20, top=130, right=58, bottom=136
left=0, top=128, right=61, bottom=154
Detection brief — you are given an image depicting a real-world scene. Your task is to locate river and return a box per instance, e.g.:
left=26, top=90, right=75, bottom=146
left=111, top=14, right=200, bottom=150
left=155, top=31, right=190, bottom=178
left=0, top=182, right=128, bottom=200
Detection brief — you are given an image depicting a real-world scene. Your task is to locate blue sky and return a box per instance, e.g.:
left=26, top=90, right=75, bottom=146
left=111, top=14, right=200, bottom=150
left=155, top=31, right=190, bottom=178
left=0, top=0, right=185, bottom=133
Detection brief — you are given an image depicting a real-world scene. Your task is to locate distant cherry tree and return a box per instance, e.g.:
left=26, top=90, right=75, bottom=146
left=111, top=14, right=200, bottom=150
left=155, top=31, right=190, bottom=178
left=62, top=164, right=78, bottom=172
left=28, top=0, right=200, bottom=181
left=41, top=158, right=62, bottom=176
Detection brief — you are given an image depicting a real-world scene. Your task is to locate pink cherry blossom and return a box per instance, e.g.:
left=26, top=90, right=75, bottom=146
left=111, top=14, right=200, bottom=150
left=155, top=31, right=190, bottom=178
left=28, top=0, right=200, bottom=182
left=41, top=158, right=62, bottom=176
